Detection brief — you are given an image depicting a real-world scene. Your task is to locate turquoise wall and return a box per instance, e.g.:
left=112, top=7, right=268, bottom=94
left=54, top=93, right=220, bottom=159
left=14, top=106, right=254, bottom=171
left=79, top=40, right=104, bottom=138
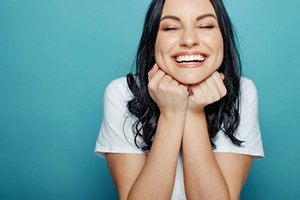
left=1, top=0, right=299, bottom=199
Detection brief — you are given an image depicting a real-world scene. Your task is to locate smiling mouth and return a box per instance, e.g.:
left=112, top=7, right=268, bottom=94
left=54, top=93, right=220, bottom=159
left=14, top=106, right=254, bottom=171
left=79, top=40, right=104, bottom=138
left=175, top=54, right=207, bottom=63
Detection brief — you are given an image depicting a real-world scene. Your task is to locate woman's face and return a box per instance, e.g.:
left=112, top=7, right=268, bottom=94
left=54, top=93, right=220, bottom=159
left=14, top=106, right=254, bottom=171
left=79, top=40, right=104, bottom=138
left=155, top=0, right=224, bottom=84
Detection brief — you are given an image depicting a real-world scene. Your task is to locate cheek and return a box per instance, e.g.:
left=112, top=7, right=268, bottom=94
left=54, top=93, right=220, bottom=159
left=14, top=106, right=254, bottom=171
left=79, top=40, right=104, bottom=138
left=154, top=36, right=170, bottom=69
left=215, top=34, right=224, bottom=56
left=217, top=39, right=224, bottom=57
left=154, top=42, right=163, bottom=64
left=204, top=32, right=223, bottom=49
left=154, top=33, right=177, bottom=56
left=154, top=35, right=163, bottom=59
left=217, top=37, right=224, bottom=63
left=205, top=33, right=224, bottom=59
left=154, top=43, right=168, bottom=73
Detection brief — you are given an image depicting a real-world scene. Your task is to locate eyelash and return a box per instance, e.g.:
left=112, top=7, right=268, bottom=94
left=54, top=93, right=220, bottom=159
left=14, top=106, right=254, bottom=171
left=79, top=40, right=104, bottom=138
left=199, top=25, right=215, bottom=29
left=162, top=25, right=215, bottom=31
left=162, top=27, right=179, bottom=31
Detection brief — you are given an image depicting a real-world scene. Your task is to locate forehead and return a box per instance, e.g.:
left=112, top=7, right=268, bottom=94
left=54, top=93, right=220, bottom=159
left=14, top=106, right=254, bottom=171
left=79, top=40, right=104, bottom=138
left=162, top=0, right=216, bottom=16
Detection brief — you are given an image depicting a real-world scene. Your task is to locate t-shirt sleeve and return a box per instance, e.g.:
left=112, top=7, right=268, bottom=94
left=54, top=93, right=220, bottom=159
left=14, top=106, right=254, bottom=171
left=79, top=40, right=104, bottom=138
left=94, top=78, right=144, bottom=158
left=213, top=78, right=265, bottom=159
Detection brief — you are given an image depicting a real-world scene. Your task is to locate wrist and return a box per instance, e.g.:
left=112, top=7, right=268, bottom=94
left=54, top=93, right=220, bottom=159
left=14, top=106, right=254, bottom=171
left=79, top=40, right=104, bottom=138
left=183, top=110, right=208, bottom=138
left=186, top=110, right=206, bottom=122
left=186, top=109, right=205, bottom=116
left=160, top=109, right=187, bottom=120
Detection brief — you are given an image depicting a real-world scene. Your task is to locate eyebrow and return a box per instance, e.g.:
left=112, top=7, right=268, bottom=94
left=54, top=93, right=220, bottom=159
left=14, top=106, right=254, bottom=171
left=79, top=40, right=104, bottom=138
left=160, top=13, right=217, bottom=22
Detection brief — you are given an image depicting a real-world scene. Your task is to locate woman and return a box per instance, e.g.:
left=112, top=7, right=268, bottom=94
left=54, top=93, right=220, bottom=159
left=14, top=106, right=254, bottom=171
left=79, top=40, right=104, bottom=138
left=95, top=0, right=264, bottom=199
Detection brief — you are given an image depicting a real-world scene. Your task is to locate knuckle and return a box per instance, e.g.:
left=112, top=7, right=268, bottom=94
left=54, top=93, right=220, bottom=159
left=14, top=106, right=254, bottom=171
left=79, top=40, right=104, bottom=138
left=221, top=87, right=227, bottom=97
left=207, top=96, right=214, bottom=103
left=158, top=82, right=166, bottom=91
left=212, top=71, right=219, bottom=78
left=223, top=89, right=227, bottom=96
left=148, top=81, right=155, bottom=90
left=179, top=87, right=188, bottom=96
left=216, top=94, right=221, bottom=101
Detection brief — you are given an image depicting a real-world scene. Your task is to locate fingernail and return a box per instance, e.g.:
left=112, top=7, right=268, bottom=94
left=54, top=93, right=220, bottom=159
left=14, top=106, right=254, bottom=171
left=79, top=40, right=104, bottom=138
left=220, top=73, right=225, bottom=80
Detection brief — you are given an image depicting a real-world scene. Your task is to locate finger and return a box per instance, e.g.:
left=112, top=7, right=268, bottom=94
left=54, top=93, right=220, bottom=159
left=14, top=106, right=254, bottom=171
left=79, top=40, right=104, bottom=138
left=189, top=81, right=206, bottom=97
left=148, top=64, right=159, bottom=81
left=219, top=72, right=225, bottom=80
left=171, top=77, right=189, bottom=94
left=211, top=72, right=227, bottom=97
left=148, top=68, right=166, bottom=89
left=187, top=87, right=193, bottom=95
left=203, top=76, right=220, bottom=99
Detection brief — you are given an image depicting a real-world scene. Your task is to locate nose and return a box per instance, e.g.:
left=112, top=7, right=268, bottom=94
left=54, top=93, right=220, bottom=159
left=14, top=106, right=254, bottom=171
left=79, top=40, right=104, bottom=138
left=179, top=29, right=199, bottom=48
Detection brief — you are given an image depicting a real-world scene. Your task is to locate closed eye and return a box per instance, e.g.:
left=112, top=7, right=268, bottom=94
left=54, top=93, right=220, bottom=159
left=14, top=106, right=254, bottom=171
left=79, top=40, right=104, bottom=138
left=199, top=25, right=215, bottom=29
left=162, top=26, right=179, bottom=31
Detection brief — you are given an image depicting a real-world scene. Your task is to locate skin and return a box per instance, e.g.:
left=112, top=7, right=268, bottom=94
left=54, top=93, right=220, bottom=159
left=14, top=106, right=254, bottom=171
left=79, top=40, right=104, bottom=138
left=155, top=0, right=224, bottom=85
left=106, top=0, right=253, bottom=199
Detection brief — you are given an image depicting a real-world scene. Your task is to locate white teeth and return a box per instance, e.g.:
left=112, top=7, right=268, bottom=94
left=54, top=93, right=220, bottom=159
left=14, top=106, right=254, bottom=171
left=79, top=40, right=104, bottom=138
left=175, top=54, right=205, bottom=63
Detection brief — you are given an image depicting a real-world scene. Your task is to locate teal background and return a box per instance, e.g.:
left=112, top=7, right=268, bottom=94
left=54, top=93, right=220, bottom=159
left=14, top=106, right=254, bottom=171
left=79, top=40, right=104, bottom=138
left=1, top=0, right=299, bottom=199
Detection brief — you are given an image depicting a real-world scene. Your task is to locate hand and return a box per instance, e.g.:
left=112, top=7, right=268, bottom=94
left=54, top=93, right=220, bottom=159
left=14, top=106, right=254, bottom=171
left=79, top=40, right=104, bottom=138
left=187, top=71, right=227, bottom=113
left=148, top=64, right=189, bottom=115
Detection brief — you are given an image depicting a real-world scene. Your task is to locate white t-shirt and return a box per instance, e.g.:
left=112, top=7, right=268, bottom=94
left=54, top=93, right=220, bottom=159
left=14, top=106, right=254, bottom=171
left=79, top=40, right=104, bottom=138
left=95, top=76, right=264, bottom=200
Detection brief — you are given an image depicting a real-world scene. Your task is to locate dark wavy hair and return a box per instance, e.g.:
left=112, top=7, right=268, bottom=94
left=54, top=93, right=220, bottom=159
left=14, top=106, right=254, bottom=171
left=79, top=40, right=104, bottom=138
left=126, top=0, right=243, bottom=151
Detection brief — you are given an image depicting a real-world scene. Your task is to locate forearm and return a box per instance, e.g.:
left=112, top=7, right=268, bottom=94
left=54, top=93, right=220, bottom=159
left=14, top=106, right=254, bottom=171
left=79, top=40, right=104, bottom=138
left=182, top=111, right=230, bottom=200
left=128, top=113, right=185, bottom=200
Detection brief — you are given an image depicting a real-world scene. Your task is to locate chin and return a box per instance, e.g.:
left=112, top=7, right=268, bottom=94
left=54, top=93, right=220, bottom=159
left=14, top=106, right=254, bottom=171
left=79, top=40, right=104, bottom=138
left=172, top=68, right=210, bottom=85
left=177, top=76, right=204, bottom=85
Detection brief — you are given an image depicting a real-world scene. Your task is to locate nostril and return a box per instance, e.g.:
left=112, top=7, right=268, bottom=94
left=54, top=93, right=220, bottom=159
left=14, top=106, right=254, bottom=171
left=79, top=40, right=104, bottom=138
left=179, top=37, right=200, bottom=48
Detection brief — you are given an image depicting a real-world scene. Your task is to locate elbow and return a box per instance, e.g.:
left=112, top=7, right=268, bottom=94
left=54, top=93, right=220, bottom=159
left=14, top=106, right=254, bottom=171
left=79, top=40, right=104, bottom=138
left=229, top=193, right=240, bottom=200
left=185, top=189, right=231, bottom=200
left=184, top=183, right=230, bottom=200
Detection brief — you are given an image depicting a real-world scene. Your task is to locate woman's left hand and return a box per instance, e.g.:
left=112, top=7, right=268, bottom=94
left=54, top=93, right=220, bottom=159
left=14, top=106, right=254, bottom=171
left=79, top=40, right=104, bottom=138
left=187, top=71, right=227, bottom=113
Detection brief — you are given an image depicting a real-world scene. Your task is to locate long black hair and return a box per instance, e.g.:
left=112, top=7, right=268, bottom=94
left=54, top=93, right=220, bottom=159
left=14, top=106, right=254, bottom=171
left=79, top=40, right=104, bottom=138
left=126, top=0, right=243, bottom=151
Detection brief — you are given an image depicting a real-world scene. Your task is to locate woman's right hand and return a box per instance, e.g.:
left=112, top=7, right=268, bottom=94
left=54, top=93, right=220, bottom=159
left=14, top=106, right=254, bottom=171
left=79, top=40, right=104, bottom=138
left=148, top=64, right=189, bottom=116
